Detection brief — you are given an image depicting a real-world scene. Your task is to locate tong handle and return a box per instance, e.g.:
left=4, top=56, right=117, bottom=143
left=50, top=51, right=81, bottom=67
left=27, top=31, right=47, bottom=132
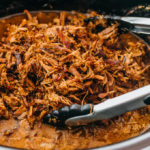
left=66, top=85, right=150, bottom=126
left=121, top=16, right=150, bottom=34
left=93, top=85, right=150, bottom=120
left=121, top=17, right=150, bottom=27
left=105, top=16, right=150, bottom=34
left=84, top=16, right=150, bottom=34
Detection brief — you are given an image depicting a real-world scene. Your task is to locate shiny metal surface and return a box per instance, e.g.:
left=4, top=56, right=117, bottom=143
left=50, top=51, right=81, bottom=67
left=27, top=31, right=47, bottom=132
left=121, top=16, right=150, bottom=26
left=66, top=85, right=150, bottom=126
left=105, top=16, right=150, bottom=34
left=120, top=16, right=150, bottom=34
left=132, top=26, right=150, bottom=34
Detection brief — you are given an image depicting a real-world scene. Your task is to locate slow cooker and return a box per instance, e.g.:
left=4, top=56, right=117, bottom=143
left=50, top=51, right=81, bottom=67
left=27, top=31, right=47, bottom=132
left=0, top=0, right=150, bottom=149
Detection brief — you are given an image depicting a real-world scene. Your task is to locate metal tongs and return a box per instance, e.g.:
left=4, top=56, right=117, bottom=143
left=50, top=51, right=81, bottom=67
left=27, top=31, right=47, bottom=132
left=85, top=16, right=150, bottom=34
left=113, top=16, right=150, bottom=34
left=43, top=85, right=150, bottom=126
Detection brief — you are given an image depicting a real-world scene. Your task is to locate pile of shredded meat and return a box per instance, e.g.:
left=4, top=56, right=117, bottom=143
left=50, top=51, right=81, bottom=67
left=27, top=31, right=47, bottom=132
left=0, top=10, right=150, bottom=129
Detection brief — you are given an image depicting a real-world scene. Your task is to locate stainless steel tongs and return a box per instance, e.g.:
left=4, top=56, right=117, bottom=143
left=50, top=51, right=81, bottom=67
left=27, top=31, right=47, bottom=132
left=66, top=85, right=150, bottom=126
left=43, top=85, right=150, bottom=126
left=84, top=16, right=150, bottom=34
left=112, top=16, right=150, bottom=34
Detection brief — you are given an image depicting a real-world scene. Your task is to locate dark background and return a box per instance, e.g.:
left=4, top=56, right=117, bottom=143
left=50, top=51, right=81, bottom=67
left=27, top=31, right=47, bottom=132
left=0, top=0, right=150, bottom=17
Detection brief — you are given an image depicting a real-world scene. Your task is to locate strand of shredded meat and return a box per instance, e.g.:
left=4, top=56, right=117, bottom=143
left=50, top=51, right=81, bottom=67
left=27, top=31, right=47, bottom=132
left=0, top=10, right=150, bottom=126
